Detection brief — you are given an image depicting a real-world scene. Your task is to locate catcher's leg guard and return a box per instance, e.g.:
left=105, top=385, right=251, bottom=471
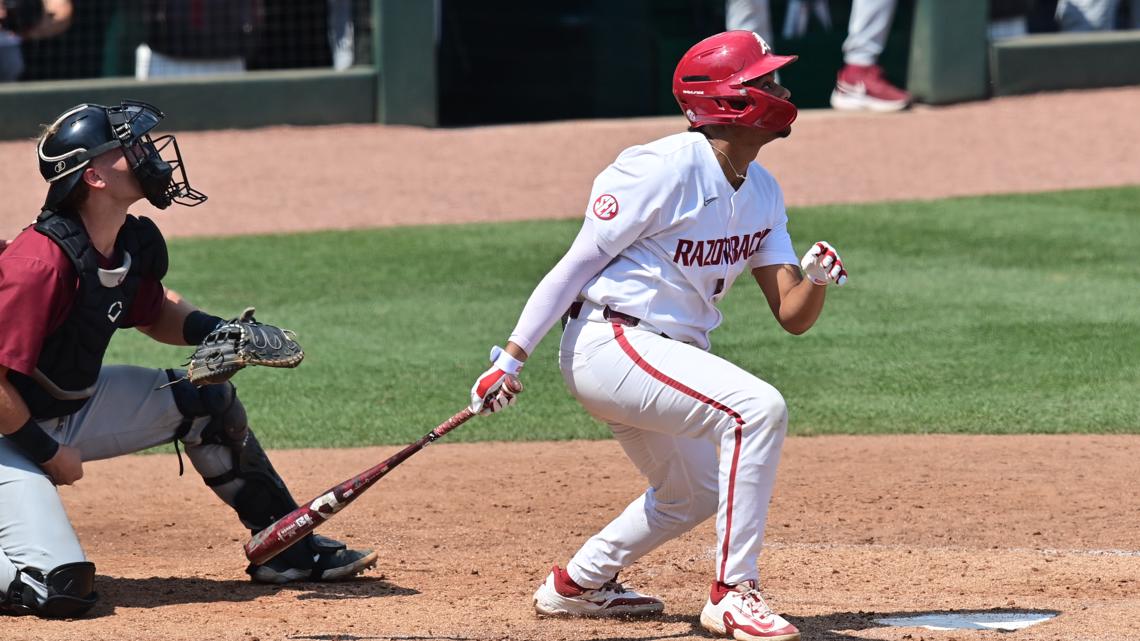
left=170, top=380, right=298, bottom=529
left=1, top=563, right=98, bottom=618
left=170, top=380, right=375, bottom=582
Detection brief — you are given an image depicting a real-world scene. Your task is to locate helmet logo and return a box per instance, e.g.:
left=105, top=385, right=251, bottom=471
left=54, top=160, right=67, bottom=174
left=592, top=194, right=619, bottom=221
left=752, top=32, right=772, bottom=54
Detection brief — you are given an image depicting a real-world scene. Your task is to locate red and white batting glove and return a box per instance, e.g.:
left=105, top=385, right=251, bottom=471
left=469, top=345, right=524, bottom=415
left=800, top=241, right=848, bottom=286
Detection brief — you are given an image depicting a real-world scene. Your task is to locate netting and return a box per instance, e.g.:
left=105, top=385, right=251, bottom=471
left=1, top=0, right=372, bottom=83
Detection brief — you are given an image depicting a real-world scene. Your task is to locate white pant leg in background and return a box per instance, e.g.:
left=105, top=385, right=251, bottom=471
left=559, top=318, right=789, bottom=587
left=842, top=0, right=899, bottom=66
left=1056, top=0, right=1121, bottom=30
left=726, top=0, right=775, bottom=47
left=135, top=43, right=246, bottom=80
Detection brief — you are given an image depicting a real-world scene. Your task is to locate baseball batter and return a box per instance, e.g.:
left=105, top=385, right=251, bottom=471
left=0, top=101, right=375, bottom=618
left=469, top=32, right=847, bottom=641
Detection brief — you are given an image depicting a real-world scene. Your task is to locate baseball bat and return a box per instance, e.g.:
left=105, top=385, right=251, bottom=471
left=244, top=407, right=476, bottom=565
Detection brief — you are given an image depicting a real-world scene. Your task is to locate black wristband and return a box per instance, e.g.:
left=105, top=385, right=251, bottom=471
left=183, top=310, right=224, bottom=345
left=6, top=418, right=60, bottom=464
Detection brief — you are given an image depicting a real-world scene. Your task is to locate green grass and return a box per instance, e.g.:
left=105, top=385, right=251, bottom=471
left=106, top=186, right=1140, bottom=446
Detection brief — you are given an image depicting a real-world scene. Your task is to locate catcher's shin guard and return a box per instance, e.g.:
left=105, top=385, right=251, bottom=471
left=169, top=377, right=299, bottom=530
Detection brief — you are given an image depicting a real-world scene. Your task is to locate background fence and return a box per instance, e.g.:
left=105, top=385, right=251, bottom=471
left=0, top=0, right=1138, bottom=139
left=4, top=0, right=372, bottom=82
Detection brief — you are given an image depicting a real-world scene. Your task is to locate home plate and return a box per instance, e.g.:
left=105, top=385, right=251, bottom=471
left=875, top=611, right=1058, bottom=631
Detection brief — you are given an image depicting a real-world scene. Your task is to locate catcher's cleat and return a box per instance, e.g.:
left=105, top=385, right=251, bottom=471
left=247, top=534, right=377, bottom=584
left=699, top=580, right=800, bottom=641
left=533, top=565, right=664, bottom=617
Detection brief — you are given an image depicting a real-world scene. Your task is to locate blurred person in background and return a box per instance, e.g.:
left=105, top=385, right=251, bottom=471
left=249, top=0, right=355, bottom=71
left=0, top=0, right=72, bottom=82
left=727, top=0, right=911, bottom=112
left=990, top=0, right=1036, bottom=40
left=136, top=0, right=263, bottom=79
left=328, top=0, right=354, bottom=70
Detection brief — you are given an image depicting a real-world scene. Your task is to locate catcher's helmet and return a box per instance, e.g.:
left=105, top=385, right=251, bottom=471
left=672, top=31, right=798, bottom=132
left=38, top=100, right=206, bottom=211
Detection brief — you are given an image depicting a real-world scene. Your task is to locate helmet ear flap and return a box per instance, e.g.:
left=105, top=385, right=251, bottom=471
left=719, top=97, right=750, bottom=112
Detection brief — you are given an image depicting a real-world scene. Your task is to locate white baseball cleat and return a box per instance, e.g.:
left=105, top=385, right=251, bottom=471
left=533, top=565, right=664, bottom=617
left=700, top=580, right=800, bottom=641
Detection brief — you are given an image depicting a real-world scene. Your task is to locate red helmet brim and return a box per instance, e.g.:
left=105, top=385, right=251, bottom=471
left=734, top=53, right=798, bottom=85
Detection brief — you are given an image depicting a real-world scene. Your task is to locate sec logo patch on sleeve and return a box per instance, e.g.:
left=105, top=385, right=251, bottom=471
left=592, top=194, right=619, bottom=220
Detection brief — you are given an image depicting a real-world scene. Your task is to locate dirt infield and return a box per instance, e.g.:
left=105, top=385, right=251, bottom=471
left=1, top=88, right=1139, bottom=640
left=6, top=437, right=1140, bottom=641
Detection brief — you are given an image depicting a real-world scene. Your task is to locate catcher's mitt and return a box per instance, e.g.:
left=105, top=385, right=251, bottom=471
left=185, top=307, right=304, bottom=386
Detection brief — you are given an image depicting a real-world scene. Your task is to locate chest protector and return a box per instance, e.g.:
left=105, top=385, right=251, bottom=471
left=7, top=211, right=168, bottom=419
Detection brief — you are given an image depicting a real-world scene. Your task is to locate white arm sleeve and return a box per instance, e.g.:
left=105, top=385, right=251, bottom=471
left=506, top=219, right=614, bottom=355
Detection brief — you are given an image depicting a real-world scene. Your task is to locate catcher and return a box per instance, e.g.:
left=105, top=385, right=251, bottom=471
left=0, top=101, right=375, bottom=619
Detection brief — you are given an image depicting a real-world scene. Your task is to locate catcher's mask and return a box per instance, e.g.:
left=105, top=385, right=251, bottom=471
left=672, top=30, right=798, bottom=132
left=38, top=100, right=207, bottom=210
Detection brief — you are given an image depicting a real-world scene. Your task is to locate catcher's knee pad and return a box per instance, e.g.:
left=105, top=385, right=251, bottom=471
left=2, top=563, right=98, bottom=618
left=166, top=374, right=249, bottom=446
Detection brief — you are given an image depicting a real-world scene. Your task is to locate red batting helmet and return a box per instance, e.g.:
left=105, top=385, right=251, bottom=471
left=672, top=31, right=798, bottom=131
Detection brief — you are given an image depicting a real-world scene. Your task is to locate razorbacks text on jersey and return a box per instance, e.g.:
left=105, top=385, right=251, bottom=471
left=579, top=132, right=798, bottom=349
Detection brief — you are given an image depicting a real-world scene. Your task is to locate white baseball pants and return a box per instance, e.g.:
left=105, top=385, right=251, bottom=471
left=558, top=312, right=788, bottom=588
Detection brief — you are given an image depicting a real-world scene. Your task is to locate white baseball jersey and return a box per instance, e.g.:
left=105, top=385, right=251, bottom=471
left=580, top=131, right=798, bottom=349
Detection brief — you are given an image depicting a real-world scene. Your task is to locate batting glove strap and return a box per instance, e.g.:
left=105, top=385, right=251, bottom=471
left=489, top=345, right=524, bottom=376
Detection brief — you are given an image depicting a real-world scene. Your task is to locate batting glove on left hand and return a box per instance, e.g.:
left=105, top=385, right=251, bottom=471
left=469, top=345, right=524, bottom=415
left=801, top=241, right=848, bottom=286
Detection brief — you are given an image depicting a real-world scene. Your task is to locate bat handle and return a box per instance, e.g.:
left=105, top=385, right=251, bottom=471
left=432, top=407, right=476, bottom=439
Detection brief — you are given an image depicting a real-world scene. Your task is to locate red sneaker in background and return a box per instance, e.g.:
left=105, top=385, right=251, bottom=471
left=830, top=63, right=912, bottom=112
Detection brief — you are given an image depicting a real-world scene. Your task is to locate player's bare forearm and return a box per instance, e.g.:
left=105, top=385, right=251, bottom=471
left=752, top=264, right=825, bottom=335
left=137, top=288, right=200, bottom=345
left=776, top=276, right=826, bottom=335
left=0, top=366, right=33, bottom=435
left=504, top=341, right=530, bottom=362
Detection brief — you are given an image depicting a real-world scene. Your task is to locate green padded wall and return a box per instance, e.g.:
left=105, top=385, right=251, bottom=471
left=991, top=31, right=1140, bottom=96
left=906, top=0, right=990, bottom=105
left=0, top=69, right=377, bottom=141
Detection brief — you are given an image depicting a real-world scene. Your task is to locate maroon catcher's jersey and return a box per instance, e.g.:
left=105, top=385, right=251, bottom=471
left=0, top=227, right=163, bottom=376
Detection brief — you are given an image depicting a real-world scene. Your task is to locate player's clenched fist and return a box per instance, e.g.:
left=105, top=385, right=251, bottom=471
left=469, top=345, right=524, bottom=415
left=800, top=241, right=848, bottom=286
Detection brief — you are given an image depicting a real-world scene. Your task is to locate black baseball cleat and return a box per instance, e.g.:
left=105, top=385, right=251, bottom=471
left=247, top=534, right=377, bottom=584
